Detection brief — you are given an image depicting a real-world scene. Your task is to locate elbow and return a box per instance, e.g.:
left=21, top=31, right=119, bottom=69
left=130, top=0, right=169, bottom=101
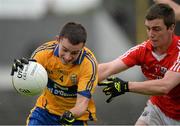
left=160, top=82, right=172, bottom=95
left=77, top=106, right=87, bottom=117
left=75, top=103, right=89, bottom=117
left=72, top=107, right=87, bottom=118
left=80, top=105, right=87, bottom=113
left=160, top=87, right=170, bottom=95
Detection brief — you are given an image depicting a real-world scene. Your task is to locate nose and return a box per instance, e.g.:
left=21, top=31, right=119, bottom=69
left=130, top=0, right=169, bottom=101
left=148, top=29, right=155, bottom=39
left=64, top=53, right=73, bottom=61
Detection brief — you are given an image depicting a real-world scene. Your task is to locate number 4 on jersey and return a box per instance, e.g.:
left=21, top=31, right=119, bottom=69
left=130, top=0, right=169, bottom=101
left=59, top=75, right=64, bottom=82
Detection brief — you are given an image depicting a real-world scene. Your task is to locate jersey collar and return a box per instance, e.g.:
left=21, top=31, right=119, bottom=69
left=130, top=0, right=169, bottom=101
left=147, top=34, right=179, bottom=55
left=73, top=48, right=86, bottom=65
left=53, top=44, right=59, bottom=57
left=167, top=35, right=179, bottom=55
left=53, top=44, right=86, bottom=65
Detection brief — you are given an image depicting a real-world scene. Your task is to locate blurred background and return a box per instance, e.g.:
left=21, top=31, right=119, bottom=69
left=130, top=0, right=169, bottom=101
left=0, top=0, right=179, bottom=125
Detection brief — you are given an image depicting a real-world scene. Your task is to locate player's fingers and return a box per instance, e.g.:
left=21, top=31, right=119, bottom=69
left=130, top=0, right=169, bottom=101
left=15, top=59, right=26, bottom=69
left=98, top=81, right=113, bottom=86
left=11, top=63, right=17, bottom=76
left=106, top=96, right=114, bottom=103
left=104, top=91, right=111, bottom=95
left=107, top=77, right=115, bottom=81
left=14, top=59, right=21, bottom=65
left=20, top=57, right=29, bottom=64
left=28, top=59, right=37, bottom=62
left=103, top=87, right=112, bottom=93
left=14, top=59, right=24, bottom=69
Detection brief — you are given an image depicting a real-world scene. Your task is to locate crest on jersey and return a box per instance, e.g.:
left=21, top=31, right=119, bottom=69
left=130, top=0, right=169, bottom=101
left=70, top=74, right=78, bottom=85
left=160, top=67, right=167, bottom=74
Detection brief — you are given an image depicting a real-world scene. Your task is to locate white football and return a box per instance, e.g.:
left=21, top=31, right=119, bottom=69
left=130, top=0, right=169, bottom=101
left=12, top=61, right=48, bottom=96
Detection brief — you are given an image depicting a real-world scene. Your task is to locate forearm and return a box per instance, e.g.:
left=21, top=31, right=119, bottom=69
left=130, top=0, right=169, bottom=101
left=69, top=95, right=89, bottom=118
left=128, top=79, right=170, bottom=95
left=98, top=63, right=112, bottom=82
left=164, top=1, right=180, bottom=20
left=70, top=104, right=87, bottom=118
left=175, top=9, right=180, bottom=21
left=98, top=59, right=128, bottom=82
left=154, top=0, right=178, bottom=8
left=129, top=70, right=180, bottom=95
left=154, top=0, right=180, bottom=21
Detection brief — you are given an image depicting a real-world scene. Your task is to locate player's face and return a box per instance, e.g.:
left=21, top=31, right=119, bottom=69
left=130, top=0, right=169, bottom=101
left=58, top=38, right=84, bottom=65
left=145, top=19, right=174, bottom=48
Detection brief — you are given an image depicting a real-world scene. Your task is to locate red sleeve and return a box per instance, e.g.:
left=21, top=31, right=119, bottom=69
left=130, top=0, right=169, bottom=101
left=170, top=50, right=180, bottom=72
left=120, top=43, right=146, bottom=67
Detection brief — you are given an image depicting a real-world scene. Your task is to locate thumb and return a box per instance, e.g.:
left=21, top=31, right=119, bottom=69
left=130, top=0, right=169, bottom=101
left=106, top=95, right=114, bottom=103
left=98, top=81, right=112, bottom=86
left=107, top=77, right=115, bottom=81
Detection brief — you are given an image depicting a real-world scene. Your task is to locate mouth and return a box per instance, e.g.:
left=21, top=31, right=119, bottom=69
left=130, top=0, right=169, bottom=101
left=150, top=39, right=160, bottom=47
left=150, top=38, right=157, bottom=41
left=151, top=39, right=158, bottom=43
left=62, top=58, right=73, bottom=64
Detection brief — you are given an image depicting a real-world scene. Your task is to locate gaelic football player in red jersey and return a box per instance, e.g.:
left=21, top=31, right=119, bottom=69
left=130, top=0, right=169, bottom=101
left=98, top=3, right=180, bottom=125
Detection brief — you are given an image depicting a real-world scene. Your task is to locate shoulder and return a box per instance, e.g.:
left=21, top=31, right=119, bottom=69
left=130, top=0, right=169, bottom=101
left=84, top=47, right=96, bottom=58
left=177, top=35, right=180, bottom=39
left=124, top=40, right=150, bottom=55
left=31, top=40, right=58, bottom=58
left=176, top=36, right=180, bottom=45
left=79, top=47, right=98, bottom=70
left=35, top=40, right=58, bottom=52
left=135, top=40, right=150, bottom=50
left=83, top=47, right=97, bottom=64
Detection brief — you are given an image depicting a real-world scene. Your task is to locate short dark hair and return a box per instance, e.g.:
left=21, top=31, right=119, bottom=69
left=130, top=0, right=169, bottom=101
left=145, top=3, right=175, bottom=28
left=59, top=22, right=87, bottom=45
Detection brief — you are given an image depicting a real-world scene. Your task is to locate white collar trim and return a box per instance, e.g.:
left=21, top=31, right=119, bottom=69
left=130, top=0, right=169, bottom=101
left=151, top=51, right=167, bottom=61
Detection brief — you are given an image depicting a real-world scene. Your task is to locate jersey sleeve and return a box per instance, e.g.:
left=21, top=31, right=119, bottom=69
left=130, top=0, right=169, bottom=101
left=77, top=55, right=98, bottom=99
left=30, top=42, right=56, bottom=67
left=170, top=51, right=180, bottom=72
left=31, top=50, right=46, bottom=66
left=120, top=44, right=145, bottom=67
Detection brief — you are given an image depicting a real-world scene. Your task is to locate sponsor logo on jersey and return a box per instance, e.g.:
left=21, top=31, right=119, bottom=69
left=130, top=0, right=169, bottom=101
left=47, top=79, right=77, bottom=97
left=70, top=74, right=78, bottom=85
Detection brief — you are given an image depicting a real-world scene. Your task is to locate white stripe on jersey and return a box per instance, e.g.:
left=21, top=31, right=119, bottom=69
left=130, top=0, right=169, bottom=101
left=120, top=41, right=147, bottom=59
left=170, top=40, right=180, bottom=72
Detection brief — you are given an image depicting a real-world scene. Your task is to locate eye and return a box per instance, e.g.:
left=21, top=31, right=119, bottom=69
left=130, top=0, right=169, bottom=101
left=153, top=27, right=161, bottom=32
left=145, top=26, right=150, bottom=31
left=71, top=51, right=80, bottom=55
left=62, top=48, right=68, bottom=52
left=146, top=27, right=150, bottom=31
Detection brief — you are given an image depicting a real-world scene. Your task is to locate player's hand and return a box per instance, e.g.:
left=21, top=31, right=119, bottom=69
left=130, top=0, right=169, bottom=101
left=98, top=77, right=129, bottom=103
left=60, top=111, right=75, bottom=125
left=11, top=57, right=36, bottom=76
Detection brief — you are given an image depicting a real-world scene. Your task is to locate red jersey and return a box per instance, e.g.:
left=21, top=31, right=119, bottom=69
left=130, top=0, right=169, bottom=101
left=121, top=35, right=180, bottom=120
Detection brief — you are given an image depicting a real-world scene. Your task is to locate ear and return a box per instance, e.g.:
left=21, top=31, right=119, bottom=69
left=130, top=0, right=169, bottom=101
left=56, top=35, right=60, bottom=42
left=82, top=42, right=85, bottom=47
left=169, top=24, right=175, bottom=31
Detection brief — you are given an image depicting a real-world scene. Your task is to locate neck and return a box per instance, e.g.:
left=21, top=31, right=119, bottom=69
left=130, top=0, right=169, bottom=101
left=153, top=35, right=173, bottom=55
left=153, top=46, right=168, bottom=55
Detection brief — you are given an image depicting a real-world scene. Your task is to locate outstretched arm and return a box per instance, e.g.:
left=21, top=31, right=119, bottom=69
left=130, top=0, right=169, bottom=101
left=129, top=70, right=180, bottom=95
left=154, top=0, right=180, bottom=21
left=98, top=57, right=129, bottom=82
left=98, top=70, right=180, bottom=103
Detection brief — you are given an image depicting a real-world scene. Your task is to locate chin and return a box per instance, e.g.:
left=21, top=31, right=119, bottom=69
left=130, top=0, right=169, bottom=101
left=62, top=60, right=73, bottom=65
left=151, top=42, right=158, bottom=47
left=62, top=62, right=67, bottom=65
left=60, top=59, right=66, bottom=64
